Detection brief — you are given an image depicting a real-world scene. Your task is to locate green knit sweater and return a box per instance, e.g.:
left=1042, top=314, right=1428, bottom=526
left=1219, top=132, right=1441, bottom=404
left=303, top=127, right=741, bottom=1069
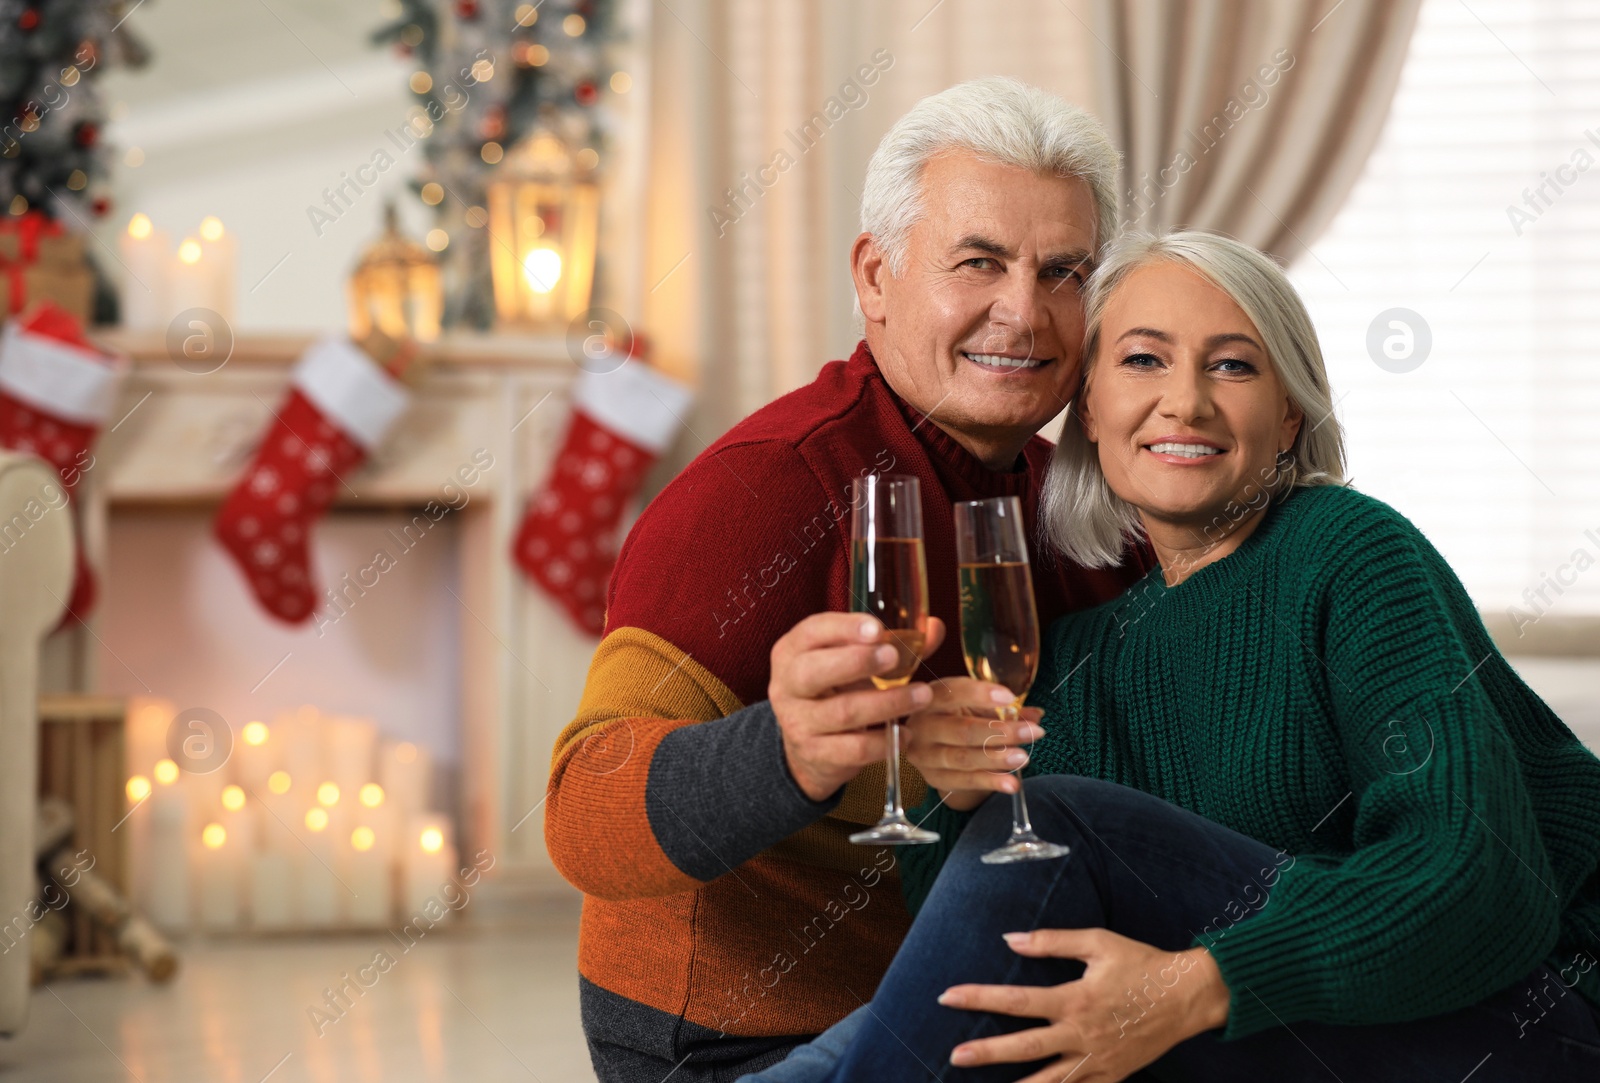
left=903, top=483, right=1600, bottom=1040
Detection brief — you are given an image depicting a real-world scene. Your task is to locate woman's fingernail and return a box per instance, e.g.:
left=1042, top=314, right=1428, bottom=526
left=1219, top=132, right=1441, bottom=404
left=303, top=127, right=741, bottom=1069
left=1003, top=931, right=1030, bottom=947
left=1004, top=750, right=1028, bottom=768
left=937, top=989, right=958, bottom=1006
left=1020, top=725, right=1045, bottom=741
left=876, top=645, right=898, bottom=666
left=950, top=1047, right=974, bottom=1066
left=990, top=688, right=1015, bottom=704
left=910, top=684, right=933, bottom=706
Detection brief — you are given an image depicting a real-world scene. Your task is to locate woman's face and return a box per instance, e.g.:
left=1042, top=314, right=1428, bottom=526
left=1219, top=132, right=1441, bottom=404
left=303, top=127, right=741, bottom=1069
left=1081, top=261, right=1304, bottom=538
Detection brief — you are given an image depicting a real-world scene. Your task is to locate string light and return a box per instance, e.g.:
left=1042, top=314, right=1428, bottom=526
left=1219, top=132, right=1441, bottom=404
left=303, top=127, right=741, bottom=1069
left=154, top=759, right=180, bottom=785
left=351, top=826, right=376, bottom=852
left=305, top=808, right=329, bottom=832
left=126, top=776, right=151, bottom=802
left=317, top=782, right=341, bottom=807
left=419, top=827, right=444, bottom=853
left=202, top=823, right=227, bottom=849
left=242, top=720, right=268, bottom=745
left=221, top=785, right=246, bottom=811
left=359, top=783, right=385, bottom=809
left=268, top=770, right=292, bottom=795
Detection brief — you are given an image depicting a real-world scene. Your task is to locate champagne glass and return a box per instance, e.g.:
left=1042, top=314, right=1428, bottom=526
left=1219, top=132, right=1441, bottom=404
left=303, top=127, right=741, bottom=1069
left=954, top=496, right=1070, bottom=864
left=848, top=474, right=939, bottom=846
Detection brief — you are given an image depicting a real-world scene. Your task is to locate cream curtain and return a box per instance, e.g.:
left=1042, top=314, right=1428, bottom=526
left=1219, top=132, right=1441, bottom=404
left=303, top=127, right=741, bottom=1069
left=632, top=0, right=1422, bottom=465
left=1093, top=0, right=1422, bottom=256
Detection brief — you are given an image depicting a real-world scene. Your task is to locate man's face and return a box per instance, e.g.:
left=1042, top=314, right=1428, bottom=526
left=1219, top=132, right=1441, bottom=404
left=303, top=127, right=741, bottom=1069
left=854, top=150, right=1098, bottom=455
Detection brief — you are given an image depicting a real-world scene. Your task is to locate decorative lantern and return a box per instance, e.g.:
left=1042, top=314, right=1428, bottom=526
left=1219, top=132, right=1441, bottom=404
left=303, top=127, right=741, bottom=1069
left=486, top=130, right=600, bottom=329
left=347, top=203, right=442, bottom=343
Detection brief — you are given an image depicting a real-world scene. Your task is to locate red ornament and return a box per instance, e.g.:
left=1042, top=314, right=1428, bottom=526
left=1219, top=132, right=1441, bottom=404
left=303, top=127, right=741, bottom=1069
left=455, top=0, right=479, bottom=18
left=575, top=81, right=599, bottom=106
left=90, top=196, right=110, bottom=217
left=395, top=43, right=413, bottom=58
left=18, top=8, right=39, bottom=31
left=75, top=123, right=98, bottom=148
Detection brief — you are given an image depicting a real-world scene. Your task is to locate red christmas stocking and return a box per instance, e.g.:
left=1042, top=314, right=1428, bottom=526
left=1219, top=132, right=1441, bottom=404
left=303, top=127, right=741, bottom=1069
left=512, top=354, right=691, bottom=635
left=0, top=302, right=127, bottom=628
left=215, top=337, right=411, bottom=624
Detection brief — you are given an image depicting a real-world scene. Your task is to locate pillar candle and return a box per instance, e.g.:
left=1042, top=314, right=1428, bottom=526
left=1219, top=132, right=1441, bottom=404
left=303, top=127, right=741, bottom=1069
left=298, top=806, right=341, bottom=928
left=196, top=216, right=236, bottom=323
left=249, top=850, right=296, bottom=930
left=343, top=825, right=392, bottom=928
left=116, top=215, right=171, bottom=330
left=380, top=740, right=431, bottom=816
left=402, top=813, right=455, bottom=919
left=196, top=821, right=242, bottom=930
left=278, top=709, right=323, bottom=790
left=144, top=772, right=190, bottom=932
left=234, top=720, right=276, bottom=794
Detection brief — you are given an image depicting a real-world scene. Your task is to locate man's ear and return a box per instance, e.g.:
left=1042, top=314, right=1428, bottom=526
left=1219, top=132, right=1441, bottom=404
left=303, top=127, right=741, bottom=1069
left=851, top=232, right=889, bottom=325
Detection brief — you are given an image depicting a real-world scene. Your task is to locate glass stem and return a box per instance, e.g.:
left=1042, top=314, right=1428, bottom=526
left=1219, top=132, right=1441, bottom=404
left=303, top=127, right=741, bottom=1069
left=884, top=719, right=904, bottom=818
left=1003, top=703, right=1034, bottom=837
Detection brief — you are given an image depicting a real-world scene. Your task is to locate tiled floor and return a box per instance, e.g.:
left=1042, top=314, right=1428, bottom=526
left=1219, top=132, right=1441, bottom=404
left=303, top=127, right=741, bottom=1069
left=5, top=658, right=1597, bottom=1082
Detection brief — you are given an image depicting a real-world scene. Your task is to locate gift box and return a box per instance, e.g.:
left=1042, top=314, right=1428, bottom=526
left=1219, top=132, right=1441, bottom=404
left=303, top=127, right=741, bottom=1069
left=0, top=213, right=94, bottom=325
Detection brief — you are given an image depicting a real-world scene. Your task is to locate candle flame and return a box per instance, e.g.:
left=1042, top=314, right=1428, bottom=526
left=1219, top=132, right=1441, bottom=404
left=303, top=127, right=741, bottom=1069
left=126, top=775, right=151, bottom=802
left=359, top=783, right=385, bottom=808
left=317, top=782, right=341, bottom=807
left=127, top=213, right=153, bottom=240
left=242, top=721, right=269, bottom=746
left=419, top=827, right=444, bottom=853
left=268, top=770, right=292, bottom=795
left=199, top=216, right=224, bottom=241
left=202, top=823, right=227, bottom=849
left=178, top=238, right=202, bottom=264
left=305, top=807, right=329, bottom=832
left=154, top=759, right=180, bottom=785
left=522, top=247, right=562, bottom=294
left=221, top=784, right=246, bottom=811
left=352, top=826, right=376, bottom=852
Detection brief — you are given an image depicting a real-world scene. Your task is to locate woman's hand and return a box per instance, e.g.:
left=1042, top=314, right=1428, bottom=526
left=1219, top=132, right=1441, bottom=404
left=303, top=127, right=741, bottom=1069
left=937, top=929, right=1230, bottom=1082
left=901, top=677, right=1045, bottom=811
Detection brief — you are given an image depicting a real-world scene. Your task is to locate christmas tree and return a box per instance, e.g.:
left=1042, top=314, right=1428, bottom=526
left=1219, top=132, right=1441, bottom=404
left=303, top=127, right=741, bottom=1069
left=371, top=0, right=625, bottom=330
left=0, top=0, right=149, bottom=322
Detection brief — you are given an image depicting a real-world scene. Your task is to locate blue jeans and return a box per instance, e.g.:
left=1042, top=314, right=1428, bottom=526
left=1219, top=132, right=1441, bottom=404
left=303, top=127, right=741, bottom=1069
left=742, top=775, right=1600, bottom=1082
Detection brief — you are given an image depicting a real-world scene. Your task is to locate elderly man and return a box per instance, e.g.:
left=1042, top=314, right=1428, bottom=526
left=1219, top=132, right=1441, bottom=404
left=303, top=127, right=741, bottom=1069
left=545, top=76, right=1150, bottom=1081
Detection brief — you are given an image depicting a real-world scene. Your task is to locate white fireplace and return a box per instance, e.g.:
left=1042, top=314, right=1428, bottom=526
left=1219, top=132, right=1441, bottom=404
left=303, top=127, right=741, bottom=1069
left=44, top=330, right=600, bottom=884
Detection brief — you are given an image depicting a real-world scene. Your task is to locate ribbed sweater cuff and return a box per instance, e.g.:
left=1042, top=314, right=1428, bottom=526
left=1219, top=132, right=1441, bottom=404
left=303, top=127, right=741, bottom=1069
left=645, top=701, right=841, bottom=881
left=1193, top=915, right=1332, bottom=1040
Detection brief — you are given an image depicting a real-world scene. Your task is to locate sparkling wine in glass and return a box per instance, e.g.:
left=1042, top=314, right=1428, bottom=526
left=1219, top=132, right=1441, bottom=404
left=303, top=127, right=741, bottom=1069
left=848, top=474, right=938, bottom=846
left=955, top=496, right=1070, bottom=864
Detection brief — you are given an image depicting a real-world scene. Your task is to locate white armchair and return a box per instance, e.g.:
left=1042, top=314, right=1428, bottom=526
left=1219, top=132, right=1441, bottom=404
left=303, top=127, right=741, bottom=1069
left=0, top=448, right=74, bottom=1034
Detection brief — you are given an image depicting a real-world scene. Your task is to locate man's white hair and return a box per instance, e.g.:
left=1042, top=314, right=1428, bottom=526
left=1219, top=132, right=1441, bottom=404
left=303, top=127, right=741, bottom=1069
left=860, top=76, right=1122, bottom=274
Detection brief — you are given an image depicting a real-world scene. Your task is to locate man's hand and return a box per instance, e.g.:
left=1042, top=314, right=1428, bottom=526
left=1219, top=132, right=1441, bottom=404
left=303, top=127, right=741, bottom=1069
left=937, top=930, right=1231, bottom=1082
left=903, top=677, right=1046, bottom=811
left=769, top=613, right=945, bottom=802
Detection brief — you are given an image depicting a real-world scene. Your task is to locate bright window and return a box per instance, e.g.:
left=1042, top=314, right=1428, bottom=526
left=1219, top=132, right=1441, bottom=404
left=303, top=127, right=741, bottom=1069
left=1291, top=0, right=1600, bottom=624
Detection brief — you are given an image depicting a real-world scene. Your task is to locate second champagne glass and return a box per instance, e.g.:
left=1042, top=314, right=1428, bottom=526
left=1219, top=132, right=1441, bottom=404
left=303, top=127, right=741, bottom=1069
left=954, top=496, right=1071, bottom=864
left=847, top=474, right=938, bottom=846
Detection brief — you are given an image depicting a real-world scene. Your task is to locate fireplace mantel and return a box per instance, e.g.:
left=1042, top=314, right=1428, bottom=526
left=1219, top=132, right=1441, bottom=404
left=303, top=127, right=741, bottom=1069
left=52, top=330, right=604, bottom=882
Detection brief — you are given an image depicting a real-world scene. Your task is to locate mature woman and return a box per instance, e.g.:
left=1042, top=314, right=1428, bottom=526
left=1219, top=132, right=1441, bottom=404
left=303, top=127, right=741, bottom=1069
left=741, top=231, right=1600, bottom=1082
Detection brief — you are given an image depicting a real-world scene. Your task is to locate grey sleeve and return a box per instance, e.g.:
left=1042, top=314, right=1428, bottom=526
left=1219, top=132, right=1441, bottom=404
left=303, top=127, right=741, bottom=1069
left=644, top=700, right=842, bottom=881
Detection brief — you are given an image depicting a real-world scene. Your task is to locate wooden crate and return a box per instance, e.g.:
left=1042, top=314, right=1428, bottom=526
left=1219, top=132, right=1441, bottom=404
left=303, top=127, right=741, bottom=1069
left=37, top=694, right=129, bottom=969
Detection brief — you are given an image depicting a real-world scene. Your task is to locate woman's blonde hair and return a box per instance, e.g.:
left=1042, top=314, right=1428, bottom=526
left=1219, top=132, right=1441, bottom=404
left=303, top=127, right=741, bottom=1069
left=1041, top=230, right=1348, bottom=567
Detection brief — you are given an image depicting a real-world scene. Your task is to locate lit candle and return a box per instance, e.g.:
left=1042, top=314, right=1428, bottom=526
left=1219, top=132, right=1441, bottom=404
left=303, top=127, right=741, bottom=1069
left=144, top=758, right=190, bottom=931
left=344, top=824, right=392, bottom=927
left=124, top=774, right=153, bottom=912
left=250, top=850, right=296, bottom=930
left=298, top=806, right=340, bottom=928
left=116, top=214, right=171, bottom=330
left=258, top=769, right=301, bottom=853
left=402, top=813, right=455, bottom=919
left=196, top=821, right=242, bottom=929
left=380, top=740, right=431, bottom=816
left=235, top=720, right=275, bottom=794
left=278, top=708, right=323, bottom=792
left=125, top=697, right=174, bottom=780
left=196, top=215, right=236, bottom=322
left=169, top=235, right=212, bottom=316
